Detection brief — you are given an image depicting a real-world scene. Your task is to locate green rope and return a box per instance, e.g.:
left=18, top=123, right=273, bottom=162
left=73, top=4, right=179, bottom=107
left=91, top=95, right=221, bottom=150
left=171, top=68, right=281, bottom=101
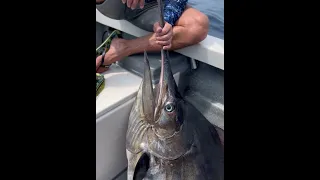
left=95, top=30, right=121, bottom=97
left=96, top=30, right=120, bottom=55
left=96, top=73, right=105, bottom=97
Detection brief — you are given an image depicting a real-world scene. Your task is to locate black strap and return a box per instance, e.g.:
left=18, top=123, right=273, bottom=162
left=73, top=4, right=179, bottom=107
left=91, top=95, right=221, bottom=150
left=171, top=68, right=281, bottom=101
left=101, top=51, right=106, bottom=65
left=99, top=51, right=111, bottom=68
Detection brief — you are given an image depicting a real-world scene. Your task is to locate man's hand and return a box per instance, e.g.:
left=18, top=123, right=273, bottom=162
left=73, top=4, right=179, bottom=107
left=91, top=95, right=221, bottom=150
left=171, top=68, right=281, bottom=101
left=153, top=21, right=173, bottom=50
left=96, top=55, right=109, bottom=73
left=122, top=0, right=145, bottom=9
left=96, top=55, right=103, bottom=71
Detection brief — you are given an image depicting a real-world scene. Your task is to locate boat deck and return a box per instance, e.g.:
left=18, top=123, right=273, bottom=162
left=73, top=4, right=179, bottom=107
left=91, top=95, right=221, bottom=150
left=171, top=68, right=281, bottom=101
left=96, top=64, right=141, bottom=119
left=96, top=65, right=141, bottom=180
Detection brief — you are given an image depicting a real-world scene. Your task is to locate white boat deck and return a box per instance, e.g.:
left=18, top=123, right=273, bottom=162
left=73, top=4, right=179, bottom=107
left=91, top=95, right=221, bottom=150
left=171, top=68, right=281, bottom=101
left=96, top=64, right=141, bottom=119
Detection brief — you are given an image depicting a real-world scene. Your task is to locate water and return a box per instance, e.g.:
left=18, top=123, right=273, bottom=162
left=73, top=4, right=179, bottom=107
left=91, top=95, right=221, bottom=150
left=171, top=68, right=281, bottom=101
left=189, top=0, right=224, bottom=39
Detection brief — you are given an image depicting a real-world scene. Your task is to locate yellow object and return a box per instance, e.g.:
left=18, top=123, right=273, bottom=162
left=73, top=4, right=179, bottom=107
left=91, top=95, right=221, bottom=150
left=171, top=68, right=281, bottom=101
left=96, top=73, right=105, bottom=97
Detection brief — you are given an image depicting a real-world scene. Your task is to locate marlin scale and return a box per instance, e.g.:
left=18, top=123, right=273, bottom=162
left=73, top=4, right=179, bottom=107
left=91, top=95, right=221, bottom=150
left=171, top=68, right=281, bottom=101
left=125, top=0, right=224, bottom=179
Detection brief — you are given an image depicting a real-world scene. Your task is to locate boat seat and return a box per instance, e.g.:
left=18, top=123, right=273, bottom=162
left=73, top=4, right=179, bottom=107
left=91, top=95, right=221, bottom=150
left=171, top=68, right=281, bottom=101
left=96, top=0, right=126, bottom=20
left=119, top=51, right=189, bottom=82
left=183, top=63, right=224, bottom=130
left=119, top=51, right=190, bottom=95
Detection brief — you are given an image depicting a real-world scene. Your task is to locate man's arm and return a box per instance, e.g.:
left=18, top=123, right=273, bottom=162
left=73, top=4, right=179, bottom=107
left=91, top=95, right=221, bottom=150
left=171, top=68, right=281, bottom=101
left=163, top=0, right=188, bottom=26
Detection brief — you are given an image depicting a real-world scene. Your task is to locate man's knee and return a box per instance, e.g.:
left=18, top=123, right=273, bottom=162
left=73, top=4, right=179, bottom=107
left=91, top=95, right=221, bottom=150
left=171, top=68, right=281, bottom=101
left=178, top=7, right=209, bottom=44
left=190, top=12, right=209, bottom=43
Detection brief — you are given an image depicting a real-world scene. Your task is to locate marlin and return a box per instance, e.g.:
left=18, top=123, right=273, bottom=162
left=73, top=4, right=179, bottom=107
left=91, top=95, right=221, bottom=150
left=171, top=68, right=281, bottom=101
left=125, top=0, right=224, bottom=179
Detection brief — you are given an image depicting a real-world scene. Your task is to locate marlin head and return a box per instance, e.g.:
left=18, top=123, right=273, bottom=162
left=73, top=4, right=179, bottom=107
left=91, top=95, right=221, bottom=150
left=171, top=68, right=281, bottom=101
left=140, top=50, right=183, bottom=136
left=152, top=51, right=184, bottom=137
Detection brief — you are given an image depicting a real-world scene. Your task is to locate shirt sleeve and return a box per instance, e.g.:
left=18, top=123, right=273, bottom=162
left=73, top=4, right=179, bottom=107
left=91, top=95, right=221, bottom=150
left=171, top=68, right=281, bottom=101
left=163, top=0, right=188, bottom=26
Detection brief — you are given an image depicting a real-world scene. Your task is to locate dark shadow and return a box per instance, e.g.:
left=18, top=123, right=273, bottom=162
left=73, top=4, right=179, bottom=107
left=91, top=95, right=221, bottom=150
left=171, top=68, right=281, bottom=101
left=133, top=153, right=150, bottom=180
left=182, top=62, right=224, bottom=130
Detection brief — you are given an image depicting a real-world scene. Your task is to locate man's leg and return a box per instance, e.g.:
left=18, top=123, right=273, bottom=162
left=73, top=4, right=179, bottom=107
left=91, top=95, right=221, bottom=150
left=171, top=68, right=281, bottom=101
left=96, top=0, right=105, bottom=3
left=97, top=5, right=209, bottom=72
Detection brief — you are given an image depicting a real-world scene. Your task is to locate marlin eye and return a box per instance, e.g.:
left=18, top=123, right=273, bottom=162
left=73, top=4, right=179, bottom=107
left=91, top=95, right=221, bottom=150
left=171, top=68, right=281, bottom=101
left=164, top=103, right=175, bottom=112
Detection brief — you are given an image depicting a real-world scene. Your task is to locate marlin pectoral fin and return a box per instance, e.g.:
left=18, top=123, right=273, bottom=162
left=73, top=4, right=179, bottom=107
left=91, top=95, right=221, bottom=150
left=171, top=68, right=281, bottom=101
left=127, top=150, right=144, bottom=180
left=214, top=125, right=224, bottom=147
left=142, top=50, right=155, bottom=123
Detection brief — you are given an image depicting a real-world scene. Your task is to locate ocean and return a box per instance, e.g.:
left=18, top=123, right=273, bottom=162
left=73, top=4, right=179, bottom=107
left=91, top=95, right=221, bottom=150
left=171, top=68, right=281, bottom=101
left=188, top=0, right=224, bottom=39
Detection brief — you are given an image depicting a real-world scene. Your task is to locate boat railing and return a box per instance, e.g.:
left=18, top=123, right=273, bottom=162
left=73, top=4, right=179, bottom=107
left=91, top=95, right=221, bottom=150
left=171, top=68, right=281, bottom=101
left=96, top=9, right=224, bottom=70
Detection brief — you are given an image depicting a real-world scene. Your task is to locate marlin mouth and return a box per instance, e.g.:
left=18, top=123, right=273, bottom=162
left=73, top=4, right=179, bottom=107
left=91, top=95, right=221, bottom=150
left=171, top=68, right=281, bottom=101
left=152, top=0, right=180, bottom=121
left=140, top=0, right=182, bottom=127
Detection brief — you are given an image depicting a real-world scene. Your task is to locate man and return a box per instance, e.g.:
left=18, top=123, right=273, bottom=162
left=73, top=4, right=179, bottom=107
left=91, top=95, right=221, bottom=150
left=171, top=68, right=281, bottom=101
left=96, top=0, right=209, bottom=72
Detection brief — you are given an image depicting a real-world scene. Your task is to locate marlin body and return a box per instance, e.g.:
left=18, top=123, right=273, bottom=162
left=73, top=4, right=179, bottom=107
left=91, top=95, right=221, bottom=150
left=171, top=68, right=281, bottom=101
left=125, top=1, right=224, bottom=180
left=125, top=50, right=224, bottom=180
